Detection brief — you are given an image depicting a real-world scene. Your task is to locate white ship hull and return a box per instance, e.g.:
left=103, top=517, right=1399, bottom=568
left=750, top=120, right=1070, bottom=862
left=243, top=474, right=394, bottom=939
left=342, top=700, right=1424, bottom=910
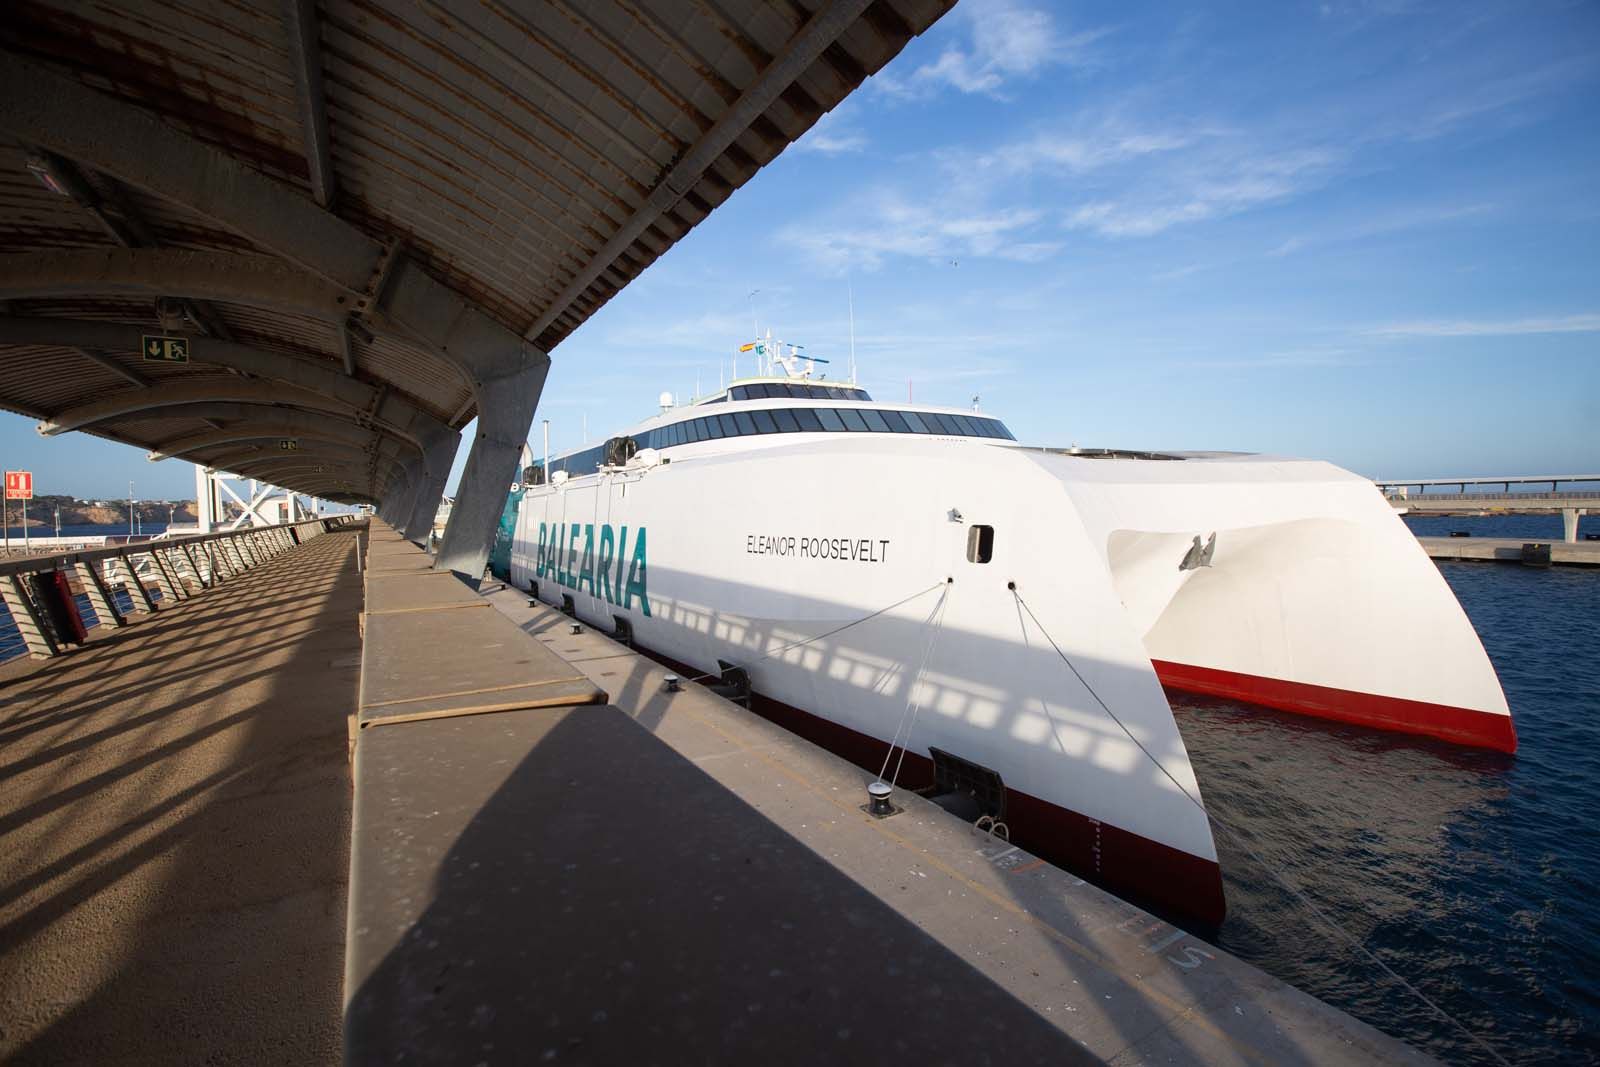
left=506, top=400, right=1511, bottom=924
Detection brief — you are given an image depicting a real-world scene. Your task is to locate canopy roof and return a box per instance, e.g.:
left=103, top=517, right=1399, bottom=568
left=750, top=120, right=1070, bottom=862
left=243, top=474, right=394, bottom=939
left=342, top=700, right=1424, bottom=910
left=0, top=0, right=951, bottom=554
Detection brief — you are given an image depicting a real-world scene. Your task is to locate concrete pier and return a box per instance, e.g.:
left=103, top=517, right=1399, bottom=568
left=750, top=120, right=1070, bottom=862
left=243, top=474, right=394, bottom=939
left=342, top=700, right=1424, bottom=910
left=0, top=528, right=361, bottom=1063
left=1418, top=536, right=1600, bottom=566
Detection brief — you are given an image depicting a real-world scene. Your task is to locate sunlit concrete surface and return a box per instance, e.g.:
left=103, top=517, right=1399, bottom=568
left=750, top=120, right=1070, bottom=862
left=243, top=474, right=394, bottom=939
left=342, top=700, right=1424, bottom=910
left=0, top=530, right=362, bottom=1064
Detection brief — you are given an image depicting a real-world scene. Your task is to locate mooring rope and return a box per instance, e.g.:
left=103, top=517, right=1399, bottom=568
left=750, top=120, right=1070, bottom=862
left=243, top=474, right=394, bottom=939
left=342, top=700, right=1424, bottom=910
left=875, top=581, right=952, bottom=789
left=1009, top=586, right=1512, bottom=1067
left=665, top=578, right=950, bottom=688
left=544, top=578, right=949, bottom=680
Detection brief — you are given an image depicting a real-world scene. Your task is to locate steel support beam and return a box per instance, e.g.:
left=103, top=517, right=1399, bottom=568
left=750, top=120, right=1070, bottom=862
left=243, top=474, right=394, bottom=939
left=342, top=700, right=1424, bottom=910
left=38, top=379, right=366, bottom=437
left=149, top=418, right=409, bottom=463
left=432, top=361, right=545, bottom=576
left=520, top=0, right=874, bottom=346
left=0, top=249, right=348, bottom=318
left=403, top=433, right=459, bottom=545
left=145, top=401, right=433, bottom=506
left=0, top=315, right=444, bottom=448
left=280, top=0, right=336, bottom=209
left=73, top=346, right=151, bottom=387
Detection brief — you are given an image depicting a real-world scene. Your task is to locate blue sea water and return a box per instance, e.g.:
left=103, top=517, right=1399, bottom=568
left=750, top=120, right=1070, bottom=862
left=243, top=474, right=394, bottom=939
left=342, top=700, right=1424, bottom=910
left=1176, top=513, right=1600, bottom=1065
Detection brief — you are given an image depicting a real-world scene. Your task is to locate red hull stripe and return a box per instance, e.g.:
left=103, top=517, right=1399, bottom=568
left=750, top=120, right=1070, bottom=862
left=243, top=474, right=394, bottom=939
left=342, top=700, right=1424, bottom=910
left=1151, top=659, right=1517, bottom=754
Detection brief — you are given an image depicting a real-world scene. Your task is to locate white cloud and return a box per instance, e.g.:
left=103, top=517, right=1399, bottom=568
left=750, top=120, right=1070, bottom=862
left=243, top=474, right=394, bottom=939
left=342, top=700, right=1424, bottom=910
left=1064, top=146, right=1340, bottom=237
left=794, top=109, right=867, bottom=155
left=1367, top=314, right=1600, bottom=338
left=976, top=126, right=1195, bottom=175
left=876, top=0, right=1106, bottom=99
left=1267, top=202, right=1493, bottom=258
left=795, top=129, right=867, bottom=155
left=781, top=193, right=1060, bottom=272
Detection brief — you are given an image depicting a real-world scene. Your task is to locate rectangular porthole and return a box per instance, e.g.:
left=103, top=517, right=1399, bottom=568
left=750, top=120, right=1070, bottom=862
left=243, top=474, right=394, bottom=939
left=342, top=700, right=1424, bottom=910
left=967, top=525, right=994, bottom=563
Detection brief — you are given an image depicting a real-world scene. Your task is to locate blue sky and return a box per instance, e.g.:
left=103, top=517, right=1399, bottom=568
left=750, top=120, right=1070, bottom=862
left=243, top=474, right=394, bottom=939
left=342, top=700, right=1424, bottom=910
left=4, top=0, right=1596, bottom=500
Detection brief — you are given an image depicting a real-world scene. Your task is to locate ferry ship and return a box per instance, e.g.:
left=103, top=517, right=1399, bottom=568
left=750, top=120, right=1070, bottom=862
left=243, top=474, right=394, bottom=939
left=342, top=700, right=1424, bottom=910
left=502, top=338, right=1514, bottom=924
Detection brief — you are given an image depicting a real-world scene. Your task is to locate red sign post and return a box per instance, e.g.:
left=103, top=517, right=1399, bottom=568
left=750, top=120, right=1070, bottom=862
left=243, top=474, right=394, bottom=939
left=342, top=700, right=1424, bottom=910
left=5, top=470, right=34, bottom=551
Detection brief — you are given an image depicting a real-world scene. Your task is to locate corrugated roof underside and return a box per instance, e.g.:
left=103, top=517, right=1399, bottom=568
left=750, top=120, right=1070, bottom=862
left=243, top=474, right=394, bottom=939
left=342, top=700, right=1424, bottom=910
left=0, top=0, right=953, bottom=501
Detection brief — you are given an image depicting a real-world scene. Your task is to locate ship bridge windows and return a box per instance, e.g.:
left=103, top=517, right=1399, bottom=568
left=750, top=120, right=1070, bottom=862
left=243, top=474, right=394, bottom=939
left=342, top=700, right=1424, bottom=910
left=547, top=407, right=1017, bottom=477
left=639, top=407, right=1015, bottom=450
left=730, top=383, right=874, bottom=402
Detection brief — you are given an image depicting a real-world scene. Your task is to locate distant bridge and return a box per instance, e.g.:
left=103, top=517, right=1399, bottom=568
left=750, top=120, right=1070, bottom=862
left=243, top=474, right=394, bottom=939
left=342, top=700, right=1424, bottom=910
left=1374, top=476, right=1599, bottom=542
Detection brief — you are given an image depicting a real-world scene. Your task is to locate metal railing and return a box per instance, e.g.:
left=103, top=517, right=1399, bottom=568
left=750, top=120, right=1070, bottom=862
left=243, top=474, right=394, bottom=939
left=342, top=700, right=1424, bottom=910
left=0, top=515, right=362, bottom=660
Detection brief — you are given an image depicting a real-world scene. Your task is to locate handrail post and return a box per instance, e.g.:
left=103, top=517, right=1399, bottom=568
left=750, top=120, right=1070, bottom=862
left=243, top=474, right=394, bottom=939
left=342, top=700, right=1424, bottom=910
left=117, top=550, right=158, bottom=612
left=179, top=542, right=209, bottom=589
left=74, top=560, right=126, bottom=629
left=2, top=574, right=60, bottom=657
left=145, top=549, right=183, bottom=604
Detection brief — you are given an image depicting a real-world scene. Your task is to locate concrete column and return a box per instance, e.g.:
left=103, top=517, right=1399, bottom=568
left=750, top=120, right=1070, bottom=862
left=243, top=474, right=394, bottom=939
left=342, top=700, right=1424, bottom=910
left=75, top=560, right=126, bottom=628
left=434, top=363, right=545, bottom=579
left=1563, top=508, right=1585, bottom=543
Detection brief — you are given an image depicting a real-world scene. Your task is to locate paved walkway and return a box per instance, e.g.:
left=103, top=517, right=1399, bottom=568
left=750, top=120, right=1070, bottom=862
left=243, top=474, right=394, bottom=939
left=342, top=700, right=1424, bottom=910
left=0, top=528, right=362, bottom=1065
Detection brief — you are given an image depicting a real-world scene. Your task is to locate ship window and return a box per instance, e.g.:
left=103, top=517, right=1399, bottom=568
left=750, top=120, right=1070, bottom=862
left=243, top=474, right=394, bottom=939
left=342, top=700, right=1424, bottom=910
left=702, top=416, right=725, bottom=439
left=815, top=407, right=845, bottom=432
left=859, top=408, right=890, bottom=432
left=792, top=407, right=824, bottom=432
left=900, top=411, right=929, bottom=433
left=718, top=414, right=739, bottom=436
left=751, top=409, right=778, bottom=434
left=949, top=415, right=978, bottom=436
left=769, top=408, right=798, bottom=432
left=879, top=409, right=912, bottom=433
left=837, top=407, right=869, bottom=432
left=932, top=413, right=962, bottom=435
left=733, top=411, right=757, bottom=435
left=678, top=421, right=693, bottom=444
left=967, top=525, right=994, bottom=564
